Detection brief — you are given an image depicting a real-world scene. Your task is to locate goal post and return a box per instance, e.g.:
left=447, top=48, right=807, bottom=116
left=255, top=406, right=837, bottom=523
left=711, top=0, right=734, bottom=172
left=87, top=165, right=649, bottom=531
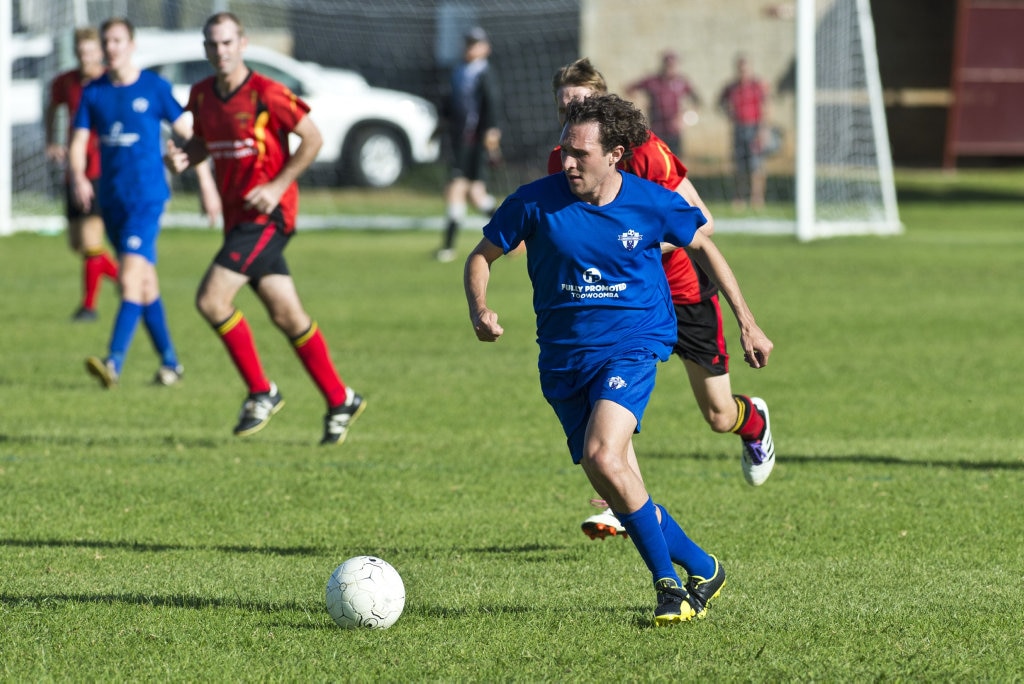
left=795, top=0, right=901, bottom=241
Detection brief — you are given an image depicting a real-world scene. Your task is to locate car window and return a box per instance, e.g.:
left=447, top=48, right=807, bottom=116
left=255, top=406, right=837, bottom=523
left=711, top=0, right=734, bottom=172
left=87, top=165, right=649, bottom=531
left=247, top=60, right=304, bottom=96
left=181, top=60, right=215, bottom=85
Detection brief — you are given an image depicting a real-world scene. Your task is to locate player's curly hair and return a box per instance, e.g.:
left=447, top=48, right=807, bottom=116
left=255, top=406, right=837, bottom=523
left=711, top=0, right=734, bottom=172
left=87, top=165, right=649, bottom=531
left=562, top=93, right=650, bottom=154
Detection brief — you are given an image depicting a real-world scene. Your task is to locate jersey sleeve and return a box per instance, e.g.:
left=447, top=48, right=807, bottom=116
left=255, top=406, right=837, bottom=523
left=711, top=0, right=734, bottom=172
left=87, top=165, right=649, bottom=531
left=49, top=72, right=68, bottom=108
left=72, top=86, right=93, bottom=131
left=547, top=146, right=561, bottom=175
left=663, top=195, right=706, bottom=248
left=263, top=79, right=312, bottom=132
left=623, top=134, right=687, bottom=191
left=154, top=74, right=185, bottom=124
left=483, top=194, right=531, bottom=253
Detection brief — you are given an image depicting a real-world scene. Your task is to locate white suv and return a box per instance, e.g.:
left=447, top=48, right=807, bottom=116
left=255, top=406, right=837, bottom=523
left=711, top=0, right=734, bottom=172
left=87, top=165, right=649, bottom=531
left=139, top=30, right=440, bottom=188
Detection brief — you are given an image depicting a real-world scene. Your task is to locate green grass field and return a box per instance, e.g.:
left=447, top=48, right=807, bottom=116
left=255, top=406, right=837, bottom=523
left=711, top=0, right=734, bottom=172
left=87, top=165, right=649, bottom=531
left=2, top=171, right=1023, bottom=680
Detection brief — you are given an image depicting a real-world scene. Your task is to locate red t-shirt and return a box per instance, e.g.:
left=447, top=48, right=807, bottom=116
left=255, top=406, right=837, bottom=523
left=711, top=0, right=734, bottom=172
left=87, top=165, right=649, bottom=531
left=547, top=131, right=714, bottom=305
left=720, top=79, right=766, bottom=126
left=50, top=69, right=102, bottom=179
left=188, top=71, right=310, bottom=233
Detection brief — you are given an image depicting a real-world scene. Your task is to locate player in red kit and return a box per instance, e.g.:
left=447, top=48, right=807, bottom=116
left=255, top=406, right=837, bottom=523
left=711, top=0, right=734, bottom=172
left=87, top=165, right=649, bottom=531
left=45, top=26, right=118, bottom=321
left=549, top=59, right=775, bottom=539
left=164, top=12, right=365, bottom=444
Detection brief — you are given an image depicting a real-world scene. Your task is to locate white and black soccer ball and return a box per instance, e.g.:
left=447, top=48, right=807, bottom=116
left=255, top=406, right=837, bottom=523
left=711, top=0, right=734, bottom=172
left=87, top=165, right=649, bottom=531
left=325, top=556, right=405, bottom=629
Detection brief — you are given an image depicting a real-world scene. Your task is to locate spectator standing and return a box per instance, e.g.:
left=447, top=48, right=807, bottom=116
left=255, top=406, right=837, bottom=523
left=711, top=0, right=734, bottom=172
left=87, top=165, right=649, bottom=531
left=718, top=53, right=769, bottom=209
left=45, top=26, right=118, bottom=322
left=70, top=17, right=216, bottom=388
left=164, top=12, right=366, bottom=445
left=436, top=26, right=502, bottom=263
left=625, top=50, right=701, bottom=157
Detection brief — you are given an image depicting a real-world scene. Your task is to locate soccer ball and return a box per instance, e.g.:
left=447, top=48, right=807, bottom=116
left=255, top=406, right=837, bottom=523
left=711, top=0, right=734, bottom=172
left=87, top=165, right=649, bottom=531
left=325, top=556, right=405, bottom=629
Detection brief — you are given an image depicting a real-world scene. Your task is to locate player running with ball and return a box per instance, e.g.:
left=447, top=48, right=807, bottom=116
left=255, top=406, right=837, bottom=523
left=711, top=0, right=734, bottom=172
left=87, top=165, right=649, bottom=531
left=465, top=94, right=773, bottom=625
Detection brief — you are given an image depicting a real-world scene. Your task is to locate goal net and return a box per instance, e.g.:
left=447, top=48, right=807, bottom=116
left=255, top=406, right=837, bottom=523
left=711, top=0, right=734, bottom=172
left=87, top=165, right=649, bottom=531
left=2, top=0, right=898, bottom=241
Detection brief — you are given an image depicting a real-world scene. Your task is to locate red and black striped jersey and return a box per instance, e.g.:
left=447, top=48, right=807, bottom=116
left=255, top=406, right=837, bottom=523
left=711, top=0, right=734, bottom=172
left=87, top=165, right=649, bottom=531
left=188, top=70, right=310, bottom=233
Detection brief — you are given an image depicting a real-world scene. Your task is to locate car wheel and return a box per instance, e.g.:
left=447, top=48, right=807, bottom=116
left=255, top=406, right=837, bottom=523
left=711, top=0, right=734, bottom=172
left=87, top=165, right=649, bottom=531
left=343, top=126, right=406, bottom=188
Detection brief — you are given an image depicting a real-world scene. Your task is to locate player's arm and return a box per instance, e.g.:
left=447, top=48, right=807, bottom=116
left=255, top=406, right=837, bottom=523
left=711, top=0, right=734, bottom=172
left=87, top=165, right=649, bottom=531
left=683, top=230, right=773, bottom=368
left=676, top=177, right=714, bottom=235
left=464, top=237, right=506, bottom=342
left=44, top=87, right=65, bottom=163
left=167, top=115, right=221, bottom=225
left=244, top=114, right=323, bottom=215
left=67, top=126, right=93, bottom=211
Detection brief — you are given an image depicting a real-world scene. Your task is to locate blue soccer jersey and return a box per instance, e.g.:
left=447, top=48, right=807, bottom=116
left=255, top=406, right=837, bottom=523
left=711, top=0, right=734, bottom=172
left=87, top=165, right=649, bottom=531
left=74, top=70, right=183, bottom=210
left=484, top=171, right=706, bottom=371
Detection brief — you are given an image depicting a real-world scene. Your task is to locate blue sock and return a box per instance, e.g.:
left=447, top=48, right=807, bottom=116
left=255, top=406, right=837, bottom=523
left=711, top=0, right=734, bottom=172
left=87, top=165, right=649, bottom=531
left=615, top=497, right=681, bottom=587
left=142, top=297, right=178, bottom=367
left=108, top=300, right=143, bottom=374
left=656, top=503, right=715, bottom=579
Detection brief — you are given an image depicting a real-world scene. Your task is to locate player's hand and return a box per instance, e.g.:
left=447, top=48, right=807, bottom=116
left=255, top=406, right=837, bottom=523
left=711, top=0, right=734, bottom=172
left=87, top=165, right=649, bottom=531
left=243, top=182, right=284, bottom=216
left=71, top=175, right=93, bottom=212
left=163, top=140, right=190, bottom=174
left=740, top=326, right=773, bottom=369
left=45, top=144, right=67, bottom=165
left=471, top=308, right=504, bottom=342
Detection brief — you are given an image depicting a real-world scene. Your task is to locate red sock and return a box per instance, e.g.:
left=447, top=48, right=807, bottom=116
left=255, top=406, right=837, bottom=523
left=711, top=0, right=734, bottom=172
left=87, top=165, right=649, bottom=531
left=216, top=310, right=271, bottom=394
left=82, top=251, right=108, bottom=310
left=732, top=394, right=766, bottom=441
left=292, top=322, right=347, bottom=408
left=100, top=251, right=119, bottom=279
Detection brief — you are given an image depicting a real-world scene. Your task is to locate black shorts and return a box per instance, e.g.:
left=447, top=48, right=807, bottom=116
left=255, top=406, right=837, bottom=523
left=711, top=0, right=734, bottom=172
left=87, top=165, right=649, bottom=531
left=449, top=139, right=489, bottom=182
left=214, top=221, right=291, bottom=288
left=672, top=295, right=729, bottom=375
left=65, top=178, right=102, bottom=221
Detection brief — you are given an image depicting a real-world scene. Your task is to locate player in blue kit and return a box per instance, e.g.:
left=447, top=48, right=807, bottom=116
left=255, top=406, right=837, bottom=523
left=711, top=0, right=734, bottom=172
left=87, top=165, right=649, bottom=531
left=70, top=17, right=218, bottom=388
left=464, top=94, right=773, bottom=625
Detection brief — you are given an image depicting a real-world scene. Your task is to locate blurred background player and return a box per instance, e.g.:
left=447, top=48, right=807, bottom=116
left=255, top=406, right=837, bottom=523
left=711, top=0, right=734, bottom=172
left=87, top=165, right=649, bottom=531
left=45, top=26, right=118, bottom=322
left=625, top=49, right=701, bottom=157
left=549, top=58, right=775, bottom=540
left=717, top=53, right=769, bottom=210
left=71, top=17, right=218, bottom=388
left=164, top=12, right=365, bottom=445
left=435, top=26, right=502, bottom=263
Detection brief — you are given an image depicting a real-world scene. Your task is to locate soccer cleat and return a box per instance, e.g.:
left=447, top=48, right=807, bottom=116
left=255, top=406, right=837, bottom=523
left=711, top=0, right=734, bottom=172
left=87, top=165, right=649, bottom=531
left=320, top=388, right=366, bottom=445
left=686, top=556, right=726, bottom=618
left=741, top=396, right=775, bottom=486
left=581, top=507, right=627, bottom=540
left=85, top=356, right=118, bottom=388
left=72, top=306, right=98, bottom=322
left=153, top=364, right=184, bottom=386
left=654, top=578, right=697, bottom=626
left=233, top=382, right=285, bottom=436
left=435, top=248, right=456, bottom=263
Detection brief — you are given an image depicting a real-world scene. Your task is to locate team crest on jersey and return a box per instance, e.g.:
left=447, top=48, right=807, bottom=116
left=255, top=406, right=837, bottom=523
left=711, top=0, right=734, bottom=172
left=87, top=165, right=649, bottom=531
left=618, top=229, right=642, bottom=250
left=132, top=97, right=149, bottom=113
left=607, top=376, right=628, bottom=390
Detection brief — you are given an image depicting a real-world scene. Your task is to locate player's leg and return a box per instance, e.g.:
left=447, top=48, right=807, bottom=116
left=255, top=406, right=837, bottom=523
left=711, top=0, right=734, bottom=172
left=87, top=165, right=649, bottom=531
left=199, top=225, right=283, bottom=435
left=586, top=357, right=710, bottom=625
left=68, top=179, right=116, bottom=320
left=257, top=273, right=364, bottom=445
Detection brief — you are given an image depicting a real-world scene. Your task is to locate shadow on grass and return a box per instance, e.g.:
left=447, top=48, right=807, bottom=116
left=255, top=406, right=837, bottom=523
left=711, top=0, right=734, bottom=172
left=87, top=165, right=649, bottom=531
left=0, top=537, right=322, bottom=556
left=645, top=450, right=1024, bottom=471
left=0, top=590, right=305, bottom=613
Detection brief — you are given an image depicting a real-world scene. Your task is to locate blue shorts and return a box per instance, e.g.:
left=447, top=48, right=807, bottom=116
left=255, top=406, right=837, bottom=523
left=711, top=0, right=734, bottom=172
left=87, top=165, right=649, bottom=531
left=540, top=350, right=660, bottom=464
left=103, top=201, right=164, bottom=263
